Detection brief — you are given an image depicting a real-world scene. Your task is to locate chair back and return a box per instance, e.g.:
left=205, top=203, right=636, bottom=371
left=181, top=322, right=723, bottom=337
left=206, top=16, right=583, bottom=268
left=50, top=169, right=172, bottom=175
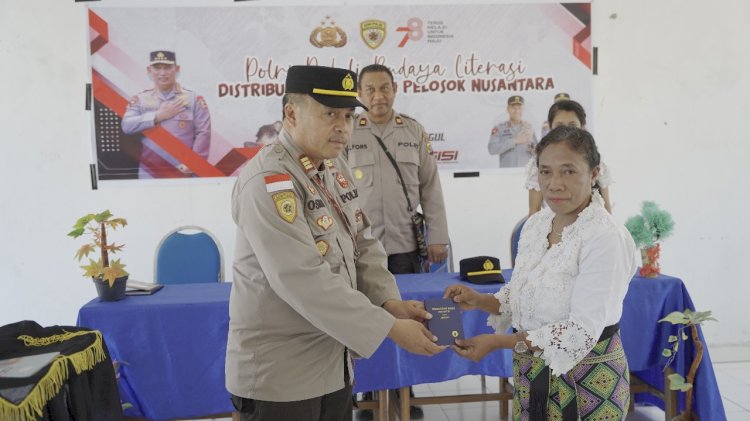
left=154, top=225, right=224, bottom=284
left=510, top=216, right=528, bottom=268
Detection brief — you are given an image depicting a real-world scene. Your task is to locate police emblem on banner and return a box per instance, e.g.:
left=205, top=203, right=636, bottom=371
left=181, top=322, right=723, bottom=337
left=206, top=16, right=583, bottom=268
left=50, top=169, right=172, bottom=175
left=310, top=16, right=347, bottom=48
left=360, top=20, right=386, bottom=49
left=272, top=191, right=297, bottom=223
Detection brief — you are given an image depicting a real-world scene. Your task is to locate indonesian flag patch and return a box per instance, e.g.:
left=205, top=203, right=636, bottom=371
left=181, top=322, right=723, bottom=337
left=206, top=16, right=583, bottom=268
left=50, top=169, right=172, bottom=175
left=265, top=173, right=293, bottom=193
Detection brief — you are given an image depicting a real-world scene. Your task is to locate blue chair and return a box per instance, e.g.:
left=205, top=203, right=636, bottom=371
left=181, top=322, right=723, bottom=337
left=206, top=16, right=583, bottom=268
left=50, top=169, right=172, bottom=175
left=510, top=216, right=528, bottom=268
left=154, top=225, right=224, bottom=284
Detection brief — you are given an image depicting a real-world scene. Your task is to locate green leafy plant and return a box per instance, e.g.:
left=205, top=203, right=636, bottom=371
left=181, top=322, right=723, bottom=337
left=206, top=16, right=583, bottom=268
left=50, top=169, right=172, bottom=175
left=659, top=309, right=717, bottom=421
left=625, top=201, right=675, bottom=248
left=68, top=210, right=128, bottom=287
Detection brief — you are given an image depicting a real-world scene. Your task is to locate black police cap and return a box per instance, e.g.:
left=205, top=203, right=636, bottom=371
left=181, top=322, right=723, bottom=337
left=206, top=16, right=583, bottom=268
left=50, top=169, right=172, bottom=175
left=150, top=51, right=176, bottom=65
left=285, top=65, right=365, bottom=110
left=507, top=95, right=524, bottom=105
left=459, top=256, right=505, bottom=284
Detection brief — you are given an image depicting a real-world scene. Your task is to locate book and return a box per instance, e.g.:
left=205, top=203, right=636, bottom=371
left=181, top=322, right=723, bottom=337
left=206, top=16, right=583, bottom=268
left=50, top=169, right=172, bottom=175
left=0, top=351, right=60, bottom=378
left=424, top=298, right=464, bottom=346
left=125, top=279, right=164, bottom=296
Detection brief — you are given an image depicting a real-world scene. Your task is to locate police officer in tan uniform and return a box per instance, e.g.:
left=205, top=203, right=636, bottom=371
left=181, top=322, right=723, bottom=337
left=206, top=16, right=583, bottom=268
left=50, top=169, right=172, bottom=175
left=122, top=51, right=211, bottom=179
left=488, top=95, right=537, bottom=168
left=348, top=64, right=449, bottom=274
left=226, top=65, right=445, bottom=421
left=347, top=64, right=449, bottom=420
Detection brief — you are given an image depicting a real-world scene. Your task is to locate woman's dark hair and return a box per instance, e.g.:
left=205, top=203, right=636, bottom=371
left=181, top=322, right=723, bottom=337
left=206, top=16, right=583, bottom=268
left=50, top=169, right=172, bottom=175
left=547, top=99, right=587, bottom=127
left=536, top=126, right=600, bottom=171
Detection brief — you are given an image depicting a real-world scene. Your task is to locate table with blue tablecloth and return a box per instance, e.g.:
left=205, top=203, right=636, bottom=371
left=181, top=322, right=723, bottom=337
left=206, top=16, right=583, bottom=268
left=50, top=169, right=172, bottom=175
left=77, top=272, right=725, bottom=421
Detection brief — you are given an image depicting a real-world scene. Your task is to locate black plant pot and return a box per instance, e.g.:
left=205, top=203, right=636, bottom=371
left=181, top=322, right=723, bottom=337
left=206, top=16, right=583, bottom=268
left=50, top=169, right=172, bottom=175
left=93, top=275, right=128, bottom=302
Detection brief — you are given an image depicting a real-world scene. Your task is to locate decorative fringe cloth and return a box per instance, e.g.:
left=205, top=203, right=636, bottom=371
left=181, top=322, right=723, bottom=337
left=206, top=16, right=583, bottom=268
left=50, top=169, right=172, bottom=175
left=0, top=330, right=107, bottom=421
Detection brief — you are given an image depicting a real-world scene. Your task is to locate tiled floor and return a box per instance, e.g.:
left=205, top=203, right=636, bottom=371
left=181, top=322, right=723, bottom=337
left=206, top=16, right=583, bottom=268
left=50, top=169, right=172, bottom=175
left=205, top=361, right=750, bottom=420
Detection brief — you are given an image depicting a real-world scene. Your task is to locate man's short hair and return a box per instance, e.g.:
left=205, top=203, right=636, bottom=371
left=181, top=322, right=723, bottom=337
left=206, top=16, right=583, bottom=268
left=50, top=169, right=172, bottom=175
left=547, top=99, right=587, bottom=127
left=358, top=64, right=394, bottom=85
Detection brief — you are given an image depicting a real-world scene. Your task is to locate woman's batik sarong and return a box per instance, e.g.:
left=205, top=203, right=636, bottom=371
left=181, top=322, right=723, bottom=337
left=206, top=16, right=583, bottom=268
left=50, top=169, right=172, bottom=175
left=512, top=330, right=630, bottom=421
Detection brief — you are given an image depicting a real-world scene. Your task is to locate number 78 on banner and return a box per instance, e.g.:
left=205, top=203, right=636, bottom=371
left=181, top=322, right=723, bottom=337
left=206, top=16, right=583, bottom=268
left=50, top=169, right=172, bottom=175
left=397, top=18, right=424, bottom=47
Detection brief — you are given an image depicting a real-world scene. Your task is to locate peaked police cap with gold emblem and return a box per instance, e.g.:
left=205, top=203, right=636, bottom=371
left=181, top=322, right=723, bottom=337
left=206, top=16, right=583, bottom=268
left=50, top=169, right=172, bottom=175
left=150, top=50, right=176, bottom=65
left=554, top=92, right=571, bottom=102
left=507, top=95, right=524, bottom=106
left=285, top=65, right=366, bottom=110
left=459, top=256, right=505, bottom=284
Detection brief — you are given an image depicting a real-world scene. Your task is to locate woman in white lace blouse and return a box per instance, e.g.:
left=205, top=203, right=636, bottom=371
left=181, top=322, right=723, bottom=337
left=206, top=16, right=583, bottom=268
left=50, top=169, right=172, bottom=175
left=445, top=126, right=638, bottom=420
left=526, top=100, right=613, bottom=215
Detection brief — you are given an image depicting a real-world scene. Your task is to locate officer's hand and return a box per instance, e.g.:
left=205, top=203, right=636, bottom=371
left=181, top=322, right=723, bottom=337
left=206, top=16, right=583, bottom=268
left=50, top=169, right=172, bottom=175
left=443, top=284, right=482, bottom=311
left=155, top=99, right=187, bottom=124
left=388, top=319, right=446, bottom=356
left=383, top=300, right=432, bottom=323
left=427, top=244, right=448, bottom=264
left=452, top=334, right=497, bottom=362
left=513, top=132, right=530, bottom=145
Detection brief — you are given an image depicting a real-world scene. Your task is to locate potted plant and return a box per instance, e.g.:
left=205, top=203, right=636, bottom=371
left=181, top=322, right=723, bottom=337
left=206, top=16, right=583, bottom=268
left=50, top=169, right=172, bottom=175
left=659, top=309, right=717, bottom=421
left=68, top=210, right=129, bottom=301
left=625, top=201, right=675, bottom=277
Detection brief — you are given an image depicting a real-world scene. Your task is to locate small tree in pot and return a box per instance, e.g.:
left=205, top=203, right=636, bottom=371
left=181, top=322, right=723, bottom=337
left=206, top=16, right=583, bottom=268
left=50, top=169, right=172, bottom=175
left=68, top=210, right=129, bottom=300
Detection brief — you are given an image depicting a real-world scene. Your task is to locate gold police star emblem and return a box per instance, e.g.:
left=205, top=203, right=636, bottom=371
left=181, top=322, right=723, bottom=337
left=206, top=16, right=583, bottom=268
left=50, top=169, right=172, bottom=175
left=310, top=16, right=347, bottom=48
left=156, top=52, right=167, bottom=60
left=483, top=259, right=494, bottom=271
left=272, top=191, right=297, bottom=224
left=342, top=74, right=354, bottom=91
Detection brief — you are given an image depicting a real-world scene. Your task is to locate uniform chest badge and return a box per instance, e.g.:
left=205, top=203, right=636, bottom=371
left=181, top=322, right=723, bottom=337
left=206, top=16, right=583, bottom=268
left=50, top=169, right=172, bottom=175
left=325, top=159, right=335, bottom=170
left=272, top=191, right=297, bottom=224
left=178, top=121, right=186, bottom=128
left=336, top=173, right=349, bottom=188
left=355, top=208, right=363, bottom=223
left=317, top=215, right=334, bottom=231
left=306, top=183, right=317, bottom=195
left=354, top=168, right=364, bottom=180
left=316, top=240, right=330, bottom=256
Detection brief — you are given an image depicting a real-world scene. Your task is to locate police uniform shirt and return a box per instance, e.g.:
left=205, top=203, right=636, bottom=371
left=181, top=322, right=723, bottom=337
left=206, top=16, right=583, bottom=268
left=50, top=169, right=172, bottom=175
left=347, top=112, right=449, bottom=255
left=226, top=129, right=400, bottom=402
left=488, top=120, right=537, bottom=168
left=121, top=84, right=211, bottom=178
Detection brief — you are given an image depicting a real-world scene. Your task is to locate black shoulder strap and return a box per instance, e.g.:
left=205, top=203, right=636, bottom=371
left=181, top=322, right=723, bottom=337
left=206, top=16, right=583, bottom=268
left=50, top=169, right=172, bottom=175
left=373, top=135, right=414, bottom=213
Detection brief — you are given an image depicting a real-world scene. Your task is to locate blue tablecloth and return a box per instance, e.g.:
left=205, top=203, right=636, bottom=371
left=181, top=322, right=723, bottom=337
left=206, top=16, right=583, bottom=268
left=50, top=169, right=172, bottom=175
left=77, top=272, right=725, bottom=420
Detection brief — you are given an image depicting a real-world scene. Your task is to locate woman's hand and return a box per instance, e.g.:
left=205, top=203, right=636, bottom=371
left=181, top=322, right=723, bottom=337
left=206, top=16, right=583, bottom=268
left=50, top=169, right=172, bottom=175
left=451, top=334, right=498, bottom=362
left=443, top=284, right=483, bottom=311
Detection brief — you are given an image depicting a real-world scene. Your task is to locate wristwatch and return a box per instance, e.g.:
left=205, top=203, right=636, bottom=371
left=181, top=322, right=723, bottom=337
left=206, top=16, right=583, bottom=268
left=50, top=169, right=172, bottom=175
left=514, top=334, right=529, bottom=354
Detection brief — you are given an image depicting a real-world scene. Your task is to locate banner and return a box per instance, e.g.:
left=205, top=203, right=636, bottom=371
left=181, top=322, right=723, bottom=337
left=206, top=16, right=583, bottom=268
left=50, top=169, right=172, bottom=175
left=88, top=3, right=592, bottom=180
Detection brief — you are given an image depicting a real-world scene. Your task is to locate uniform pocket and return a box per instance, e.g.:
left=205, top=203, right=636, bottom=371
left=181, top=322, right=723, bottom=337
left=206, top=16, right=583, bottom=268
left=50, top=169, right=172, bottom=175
left=394, top=147, right=420, bottom=185
left=350, top=151, right=375, bottom=188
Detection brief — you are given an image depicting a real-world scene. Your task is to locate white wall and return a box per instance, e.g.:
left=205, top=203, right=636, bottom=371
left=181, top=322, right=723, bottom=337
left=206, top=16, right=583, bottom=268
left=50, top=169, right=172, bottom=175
left=1, top=0, right=748, bottom=360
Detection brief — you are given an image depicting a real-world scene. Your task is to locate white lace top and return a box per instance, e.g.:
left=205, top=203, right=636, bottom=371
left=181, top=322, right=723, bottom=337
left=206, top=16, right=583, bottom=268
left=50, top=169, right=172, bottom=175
left=487, top=192, right=638, bottom=375
left=524, top=157, right=614, bottom=191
